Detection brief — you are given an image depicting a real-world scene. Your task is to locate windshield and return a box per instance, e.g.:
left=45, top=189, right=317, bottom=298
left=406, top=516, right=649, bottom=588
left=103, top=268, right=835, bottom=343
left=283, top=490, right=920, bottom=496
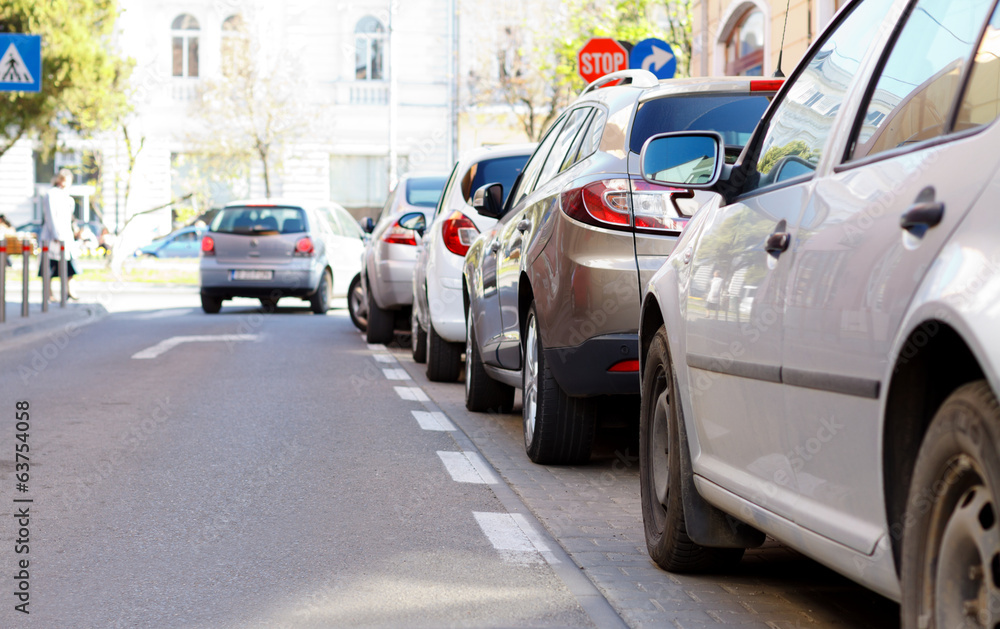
left=210, top=206, right=307, bottom=234
left=405, top=176, right=448, bottom=207
left=629, top=94, right=773, bottom=153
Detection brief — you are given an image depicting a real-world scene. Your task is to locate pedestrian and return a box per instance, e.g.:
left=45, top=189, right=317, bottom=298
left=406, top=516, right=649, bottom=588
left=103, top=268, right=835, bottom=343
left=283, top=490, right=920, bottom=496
left=38, top=169, right=79, bottom=300
left=706, top=270, right=723, bottom=319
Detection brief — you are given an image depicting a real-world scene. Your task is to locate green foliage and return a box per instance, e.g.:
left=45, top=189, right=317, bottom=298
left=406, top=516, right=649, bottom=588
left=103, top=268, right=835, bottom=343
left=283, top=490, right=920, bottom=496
left=757, top=140, right=818, bottom=174
left=0, top=0, right=132, bottom=159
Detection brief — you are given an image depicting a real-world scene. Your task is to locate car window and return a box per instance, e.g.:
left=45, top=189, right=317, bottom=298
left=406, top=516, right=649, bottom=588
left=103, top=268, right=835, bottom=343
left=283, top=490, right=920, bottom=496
left=375, top=186, right=397, bottom=224
left=740, top=0, right=894, bottom=193
left=466, top=154, right=531, bottom=206
left=629, top=95, right=771, bottom=155
left=560, top=110, right=596, bottom=172
left=436, top=163, right=461, bottom=217
left=849, top=0, right=995, bottom=161
left=334, top=206, right=365, bottom=238
left=405, top=176, right=448, bottom=208
left=536, top=107, right=591, bottom=186
left=176, top=231, right=197, bottom=242
left=577, top=108, right=608, bottom=160
left=211, top=206, right=307, bottom=234
left=510, top=115, right=567, bottom=207
left=951, top=2, right=1000, bottom=131
left=318, top=207, right=343, bottom=236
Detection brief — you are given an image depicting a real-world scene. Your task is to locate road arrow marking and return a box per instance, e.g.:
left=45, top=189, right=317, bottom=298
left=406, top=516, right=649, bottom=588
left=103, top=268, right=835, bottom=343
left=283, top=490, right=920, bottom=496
left=437, top=451, right=498, bottom=484
left=131, top=334, right=259, bottom=359
left=0, top=43, right=33, bottom=84
left=411, top=410, right=456, bottom=431
left=641, top=45, right=674, bottom=73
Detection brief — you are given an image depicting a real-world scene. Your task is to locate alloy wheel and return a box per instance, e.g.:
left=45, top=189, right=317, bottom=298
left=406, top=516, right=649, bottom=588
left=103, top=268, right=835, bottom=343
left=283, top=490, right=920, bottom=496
left=523, top=314, right=539, bottom=448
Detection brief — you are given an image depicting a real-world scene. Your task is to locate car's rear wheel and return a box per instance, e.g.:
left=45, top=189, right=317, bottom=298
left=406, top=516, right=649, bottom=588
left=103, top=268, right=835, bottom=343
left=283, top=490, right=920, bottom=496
left=427, top=322, right=462, bottom=382
left=522, top=302, right=595, bottom=465
left=411, top=309, right=427, bottom=363
left=366, top=282, right=395, bottom=344
left=465, top=314, right=514, bottom=413
left=640, top=326, right=744, bottom=572
left=201, top=293, right=222, bottom=314
left=310, top=270, right=331, bottom=314
left=902, top=380, right=1000, bottom=629
left=348, top=275, right=367, bottom=332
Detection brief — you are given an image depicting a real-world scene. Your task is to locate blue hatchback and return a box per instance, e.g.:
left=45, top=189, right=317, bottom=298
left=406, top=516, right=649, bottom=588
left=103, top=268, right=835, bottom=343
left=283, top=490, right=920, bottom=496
left=137, top=225, right=207, bottom=258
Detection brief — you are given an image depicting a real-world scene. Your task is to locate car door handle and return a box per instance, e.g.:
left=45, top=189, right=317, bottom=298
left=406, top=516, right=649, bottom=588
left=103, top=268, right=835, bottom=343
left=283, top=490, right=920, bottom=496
left=765, top=219, right=790, bottom=256
left=900, top=201, right=944, bottom=230
left=516, top=219, right=531, bottom=233
left=489, top=240, right=500, bottom=253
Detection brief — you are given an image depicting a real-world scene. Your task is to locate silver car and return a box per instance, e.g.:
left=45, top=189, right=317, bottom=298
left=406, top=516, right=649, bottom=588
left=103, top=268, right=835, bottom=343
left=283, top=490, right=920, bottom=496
left=199, top=199, right=364, bottom=314
left=638, top=0, right=1000, bottom=622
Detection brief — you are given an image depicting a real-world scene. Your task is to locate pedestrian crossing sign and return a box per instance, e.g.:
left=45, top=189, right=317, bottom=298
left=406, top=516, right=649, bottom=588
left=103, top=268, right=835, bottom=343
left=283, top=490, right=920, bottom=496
left=0, top=35, right=41, bottom=93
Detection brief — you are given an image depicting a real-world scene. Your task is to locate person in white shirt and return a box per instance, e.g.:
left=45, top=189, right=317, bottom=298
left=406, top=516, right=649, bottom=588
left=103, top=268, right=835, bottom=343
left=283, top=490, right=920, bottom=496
left=39, top=169, right=79, bottom=300
left=706, top=270, right=723, bottom=319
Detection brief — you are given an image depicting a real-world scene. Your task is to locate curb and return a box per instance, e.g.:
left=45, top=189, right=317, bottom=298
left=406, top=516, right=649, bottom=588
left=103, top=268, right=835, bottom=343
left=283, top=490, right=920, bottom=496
left=0, top=302, right=110, bottom=348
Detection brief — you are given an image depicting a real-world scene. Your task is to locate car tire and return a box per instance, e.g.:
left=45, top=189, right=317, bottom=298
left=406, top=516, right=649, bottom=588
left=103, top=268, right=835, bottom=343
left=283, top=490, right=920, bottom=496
left=411, top=309, right=427, bottom=363
left=640, top=326, right=744, bottom=572
left=522, top=302, right=595, bottom=465
left=465, top=314, right=514, bottom=413
left=259, top=297, right=280, bottom=312
left=366, top=283, right=395, bottom=344
left=901, top=380, right=1000, bottom=628
left=426, top=322, right=462, bottom=382
left=310, top=270, right=332, bottom=314
left=201, top=293, right=222, bottom=314
left=348, top=275, right=367, bottom=332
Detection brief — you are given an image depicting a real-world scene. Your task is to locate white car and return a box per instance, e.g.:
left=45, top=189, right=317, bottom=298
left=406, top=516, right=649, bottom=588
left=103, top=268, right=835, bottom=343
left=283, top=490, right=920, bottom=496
left=637, top=0, right=1000, bottom=623
left=410, top=144, right=535, bottom=381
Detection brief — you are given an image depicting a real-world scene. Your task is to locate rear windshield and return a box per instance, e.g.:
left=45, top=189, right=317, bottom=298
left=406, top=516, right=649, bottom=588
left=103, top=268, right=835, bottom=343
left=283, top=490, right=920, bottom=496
left=211, top=206, right=307, bottom=234
left=467, top=155, right=530, bottom=205
left=405, top=176, right=448, bottom=207
left=629, top=95, right=773, bottom=153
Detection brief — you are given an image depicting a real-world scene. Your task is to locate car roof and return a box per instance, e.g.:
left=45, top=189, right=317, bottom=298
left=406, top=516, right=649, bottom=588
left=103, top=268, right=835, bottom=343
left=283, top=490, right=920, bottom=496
left=225, top=198, right=313, bottom=209
left=637, top=76, right=782, bottom=103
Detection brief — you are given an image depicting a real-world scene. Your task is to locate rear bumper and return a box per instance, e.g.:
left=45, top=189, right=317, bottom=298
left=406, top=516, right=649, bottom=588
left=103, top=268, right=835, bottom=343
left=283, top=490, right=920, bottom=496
left=544, top=334, right=640, bottom=397
left=200, top=265, right=317, bottom=299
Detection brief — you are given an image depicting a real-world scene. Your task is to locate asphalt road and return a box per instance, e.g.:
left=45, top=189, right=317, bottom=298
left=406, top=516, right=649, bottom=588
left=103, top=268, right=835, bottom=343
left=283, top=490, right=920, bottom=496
left=0, top=289, right=901, bottom=628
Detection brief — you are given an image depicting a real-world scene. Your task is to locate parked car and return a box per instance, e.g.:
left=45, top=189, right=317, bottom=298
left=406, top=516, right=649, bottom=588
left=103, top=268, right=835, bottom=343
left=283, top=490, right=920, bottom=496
left=361, top=172, right=449, bottom=343
left=462, top=69, right=780, bottom=464
left=637, top=0, right=1000, bottom=621
left=411, top=144, right=535, bottom=381
left=137, top=225, right=206, bottom=258
left=199, top=199, right=364, bottom=314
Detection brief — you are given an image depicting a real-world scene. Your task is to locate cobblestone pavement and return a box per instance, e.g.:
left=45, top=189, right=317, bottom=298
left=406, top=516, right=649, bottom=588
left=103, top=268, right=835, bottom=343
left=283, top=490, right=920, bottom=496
left=383, top=340, right=900, bottom=629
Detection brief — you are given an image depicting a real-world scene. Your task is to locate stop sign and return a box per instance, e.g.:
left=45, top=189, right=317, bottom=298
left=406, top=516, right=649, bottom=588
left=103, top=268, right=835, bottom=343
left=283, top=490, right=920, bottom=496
left=577, top=38, right=629, bottom=84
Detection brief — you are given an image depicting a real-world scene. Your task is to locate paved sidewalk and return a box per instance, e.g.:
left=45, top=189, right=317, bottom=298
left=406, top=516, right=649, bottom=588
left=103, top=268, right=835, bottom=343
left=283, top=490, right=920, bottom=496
left=0, top=297, right=108, bottom=346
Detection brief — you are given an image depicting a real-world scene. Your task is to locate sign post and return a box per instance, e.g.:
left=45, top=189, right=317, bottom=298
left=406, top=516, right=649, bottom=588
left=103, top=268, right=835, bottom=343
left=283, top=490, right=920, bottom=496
left=0, top=34, right=41, bottom=93
left=577, top=38, right=629, bottom=84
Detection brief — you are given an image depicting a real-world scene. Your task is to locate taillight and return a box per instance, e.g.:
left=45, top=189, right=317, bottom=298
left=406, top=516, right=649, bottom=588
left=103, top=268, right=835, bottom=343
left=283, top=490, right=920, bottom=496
left=750, top=79, right=784, bottom=92
left=630, top=179, right=690, bottom=234
left=608, top=359, right=640, bottom=372
left=441, top=211, right=479, bottom=256
left=201, top=235, right=215, bottom=255
left=382, top=222, right=418, bottom=246
left=295, top=236, right=314, bottom=256
left=560, top=179, right=632, bottom=231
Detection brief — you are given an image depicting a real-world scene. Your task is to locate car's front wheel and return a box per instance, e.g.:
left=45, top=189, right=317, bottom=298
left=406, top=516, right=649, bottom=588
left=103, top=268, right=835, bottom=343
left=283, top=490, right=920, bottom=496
left=411, top=309, right=427, bottom=363
left=201, top=293, right=222, bottom=314
left=522, top=302, right=595, bottom=465
left=902, top=380, right=1000, bottom=629
left=348, top=275, right=367, bottom=331
left=366, top=282, right=395, bottom=344
left=640, top=326, right=744, bottom=572
left=310, top=269, right=331, bottom=314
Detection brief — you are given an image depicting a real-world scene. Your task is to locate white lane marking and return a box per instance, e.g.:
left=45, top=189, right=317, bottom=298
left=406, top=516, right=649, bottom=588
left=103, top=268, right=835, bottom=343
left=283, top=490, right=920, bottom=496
left=394, top=387, right=429, bottom=402
left=373, top=354, right=397, bottom=363
left=411, top=410, right=456, bottom=431
left=132, top=334, right=259, bottom=359
left=437, top=451, right=498, bottom=484
left=131, top=309, right=195, bottom=320
left=473, top=512, right=556, bottom=565
left=382, top=368, right=411, bottom=380
left=367, top=344, right=386, bottom=351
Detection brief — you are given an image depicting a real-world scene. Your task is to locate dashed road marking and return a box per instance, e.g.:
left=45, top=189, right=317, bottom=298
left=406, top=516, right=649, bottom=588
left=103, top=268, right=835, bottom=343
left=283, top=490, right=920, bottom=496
left=367, top=344, right=386, bottom=352
left=132, top=334, right=259, bottom=359
left=437, top=451, right=499, bottom=484
left=373, top=354, right=397, bottom=363
left=411, top=410, right=456, bottom=431
left=394, top=386, right=429, bottom=402
left=473, top=512, right=557, bottom=565
left=382, top=368, right=411, bottom=380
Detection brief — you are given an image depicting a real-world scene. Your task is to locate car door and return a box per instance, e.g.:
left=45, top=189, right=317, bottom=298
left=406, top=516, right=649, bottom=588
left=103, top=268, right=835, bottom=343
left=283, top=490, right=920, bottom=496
left=475, top=115, right=566, bottom=367
left=780, top=0, right=1000, bottom=553
left=495, top=107, right=592, bottom=368
left=684, top=0, right=897, bottom=527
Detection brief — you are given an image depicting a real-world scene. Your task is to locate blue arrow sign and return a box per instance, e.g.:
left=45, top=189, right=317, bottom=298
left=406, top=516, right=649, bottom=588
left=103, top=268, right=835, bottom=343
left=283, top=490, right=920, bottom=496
left=0, top=35, right=41, bottom=93
left=630, top=38, right=676, bottom=80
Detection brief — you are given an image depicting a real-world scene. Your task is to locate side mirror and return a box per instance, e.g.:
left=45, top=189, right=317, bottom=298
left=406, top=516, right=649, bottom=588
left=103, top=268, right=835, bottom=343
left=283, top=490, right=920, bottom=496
left=398, top=211, right=426, bottom=237
left=640, top=132, right=724, bottom=189
left=360, top=217, right=376, bottom=234
left=472, top=183, right=504, bottom=219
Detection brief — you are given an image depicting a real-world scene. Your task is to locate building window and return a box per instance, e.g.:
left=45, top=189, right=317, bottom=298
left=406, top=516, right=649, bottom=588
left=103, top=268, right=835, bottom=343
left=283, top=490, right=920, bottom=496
left=172, top=14, right=200, bottom=77
left=355, top=16, right=386, bottom=81
left=725, top=8, right=764, bottom=76
left=221, top=14, right=248, bottom=72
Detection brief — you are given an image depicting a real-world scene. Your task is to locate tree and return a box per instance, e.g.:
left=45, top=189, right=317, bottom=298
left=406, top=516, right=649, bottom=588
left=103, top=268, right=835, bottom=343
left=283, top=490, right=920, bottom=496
left=188, top=19, right=311, bottom=198
left=0, top=0, right=131, bottom=159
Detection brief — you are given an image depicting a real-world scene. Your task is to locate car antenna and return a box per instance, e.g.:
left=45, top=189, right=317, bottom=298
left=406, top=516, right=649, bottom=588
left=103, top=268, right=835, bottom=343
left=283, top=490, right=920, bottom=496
left=773, top=0, right=791, bottom=77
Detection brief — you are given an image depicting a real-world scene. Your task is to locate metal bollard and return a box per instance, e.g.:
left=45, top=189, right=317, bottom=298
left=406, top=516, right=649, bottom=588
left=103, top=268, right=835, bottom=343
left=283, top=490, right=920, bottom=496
left=0, top=241, right=6, bottom=324
left=59, top=242, right=67, bottom=307
left=41, top=244, right=49, bottom=313
left=21, top=240, right=29, bottom=317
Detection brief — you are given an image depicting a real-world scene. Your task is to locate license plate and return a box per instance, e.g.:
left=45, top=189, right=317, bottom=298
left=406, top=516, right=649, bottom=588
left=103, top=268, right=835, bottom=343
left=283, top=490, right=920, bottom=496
left=232, top=270, right=273, bottom=281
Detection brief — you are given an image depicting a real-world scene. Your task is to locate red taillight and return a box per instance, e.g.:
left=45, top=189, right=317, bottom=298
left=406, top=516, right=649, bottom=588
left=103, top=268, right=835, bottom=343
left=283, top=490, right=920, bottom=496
left=608, top=359, right=640, bottom=372
left=441, top=211, right=479, bottom=256
left=560, top=179, right=632, bottom=231
left=201, top=235, right=215, bottom=255
left=295, top=236, right=314, bottom=255
left=630, top=179, right=690, bottom=234
left=382, top=222, right=418, bottom=246
left=750, top=79, right=784, bottom=92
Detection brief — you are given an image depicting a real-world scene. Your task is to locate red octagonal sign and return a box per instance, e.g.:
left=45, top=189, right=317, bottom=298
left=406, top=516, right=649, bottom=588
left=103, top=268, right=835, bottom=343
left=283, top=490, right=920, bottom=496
left=577, top=38, right=628, bottom=84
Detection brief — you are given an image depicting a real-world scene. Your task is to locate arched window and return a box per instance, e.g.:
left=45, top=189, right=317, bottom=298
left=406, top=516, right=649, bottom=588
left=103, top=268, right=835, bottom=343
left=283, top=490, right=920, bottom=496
left=355, top=16, right=386, bottom=81
left=172, top=14, right=200, bottom=77
left=221, top=14, right=248, bottom=72
left=725, top=9, right=764, bottom=76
